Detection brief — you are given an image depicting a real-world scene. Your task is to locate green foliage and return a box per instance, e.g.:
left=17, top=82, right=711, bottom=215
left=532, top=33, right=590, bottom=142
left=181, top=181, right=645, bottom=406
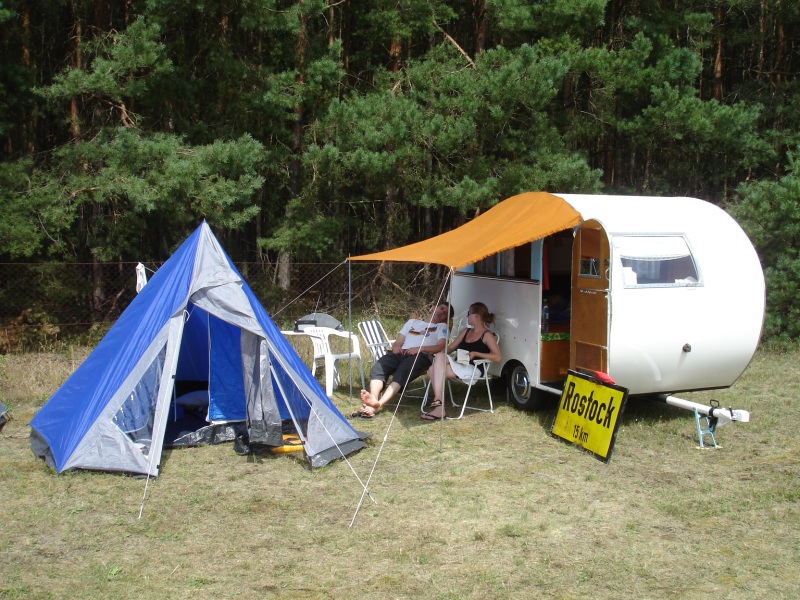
left=0, top=159, right=47, bottom=258
left=630, top=86, right=771, bottom=193
left=35, top=17, right=172, bottom=129
left=25, top=129, right=265, bottom=260
left=0, top=3, right=14, bottom=23
left=361, top=0, right=452, bottom=41
left=302, top=42, right=600, bottom=255
left=0, top=0, right=798, bottom=338
left=564, top=28, right=774, bottom=194
left=11, top=12, right=267, bottom=260
left=731, top=149, right=800, bottom=340
left=259, top=196, right=344, bottom=260
left=489, top=0, right=606, bottom=39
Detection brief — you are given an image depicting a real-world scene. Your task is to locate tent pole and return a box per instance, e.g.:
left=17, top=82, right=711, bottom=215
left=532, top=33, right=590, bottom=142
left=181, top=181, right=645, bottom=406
left=139, top=313, right=186, bottom=518
left=141, top=370, right=180, bottom=519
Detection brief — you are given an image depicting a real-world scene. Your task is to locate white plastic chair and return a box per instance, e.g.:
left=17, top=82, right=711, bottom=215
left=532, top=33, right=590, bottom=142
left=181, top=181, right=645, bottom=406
left=422, top=333, right=500, bottom=420
left=304, top=327, right=365, bottom=398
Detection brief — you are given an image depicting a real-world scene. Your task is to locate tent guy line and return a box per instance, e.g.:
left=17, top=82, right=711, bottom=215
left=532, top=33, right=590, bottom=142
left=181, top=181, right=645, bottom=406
left=349, top=271, right=452, bottom=528
left=272, top=258, right=349, bottom=319
left=265, top=348, right=377, bottom=511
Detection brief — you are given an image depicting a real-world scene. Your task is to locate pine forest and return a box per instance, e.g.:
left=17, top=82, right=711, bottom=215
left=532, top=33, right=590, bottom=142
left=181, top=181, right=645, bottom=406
left=1, top=0, right=799, bottom=338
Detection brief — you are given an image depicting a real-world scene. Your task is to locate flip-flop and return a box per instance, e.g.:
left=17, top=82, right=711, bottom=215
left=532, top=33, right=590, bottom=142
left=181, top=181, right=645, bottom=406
left=420, top=411, right=443, bottom=421
left=351, top=408, right=377, bottom=419
left=428, top=399, right=442, bottom=408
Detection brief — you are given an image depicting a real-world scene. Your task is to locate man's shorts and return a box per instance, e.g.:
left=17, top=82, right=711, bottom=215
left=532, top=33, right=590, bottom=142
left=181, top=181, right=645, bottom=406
left=369, top=352, right=433, bottom=388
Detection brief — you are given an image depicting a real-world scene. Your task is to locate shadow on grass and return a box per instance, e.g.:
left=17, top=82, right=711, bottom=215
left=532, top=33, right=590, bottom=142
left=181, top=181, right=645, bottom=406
left=335, top=378, right=708, bottom=458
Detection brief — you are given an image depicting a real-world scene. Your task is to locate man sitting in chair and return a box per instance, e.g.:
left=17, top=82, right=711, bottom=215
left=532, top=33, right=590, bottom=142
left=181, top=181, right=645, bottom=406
left=355, top=303, right=452, bottom=418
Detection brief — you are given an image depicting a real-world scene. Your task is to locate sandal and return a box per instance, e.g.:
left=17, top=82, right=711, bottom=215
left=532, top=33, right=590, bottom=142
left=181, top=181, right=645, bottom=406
left=420, top=410, right=443, bottom=421
left=427, top=399, right=442, bottom=409
left=350, top=408, right=377, bottom=419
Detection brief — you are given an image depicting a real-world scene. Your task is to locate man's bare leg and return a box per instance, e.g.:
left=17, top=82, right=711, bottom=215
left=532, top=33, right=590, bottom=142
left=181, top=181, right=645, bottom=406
left=360, top=388, right=378, bottom=408
left=360, top=381, right=400, bottom=412
left=360, top=380, right=385, bottom=409
left=376, top=382, right=401, bottom=407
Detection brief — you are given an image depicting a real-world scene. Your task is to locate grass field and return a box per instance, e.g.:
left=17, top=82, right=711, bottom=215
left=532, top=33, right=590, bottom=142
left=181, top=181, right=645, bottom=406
left=1, top=348, right=798, bottom=599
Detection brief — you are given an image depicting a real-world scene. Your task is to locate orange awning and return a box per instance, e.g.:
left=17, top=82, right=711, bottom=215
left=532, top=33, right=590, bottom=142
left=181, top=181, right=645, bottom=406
left=349, top=192, right=582, bottom=269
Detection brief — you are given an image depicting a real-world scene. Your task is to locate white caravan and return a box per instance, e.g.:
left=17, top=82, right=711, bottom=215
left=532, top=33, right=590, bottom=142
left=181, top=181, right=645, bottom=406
left=450, top=194, right=765, bottom=409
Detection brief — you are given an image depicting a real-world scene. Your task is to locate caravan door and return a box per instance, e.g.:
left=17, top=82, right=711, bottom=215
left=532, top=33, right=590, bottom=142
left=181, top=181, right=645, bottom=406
left=570, top=220, right=610, bottom=375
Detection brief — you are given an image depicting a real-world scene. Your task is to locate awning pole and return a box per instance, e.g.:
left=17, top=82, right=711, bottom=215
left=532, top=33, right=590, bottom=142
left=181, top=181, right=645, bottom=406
left=439, top=267, right=454, bottom=451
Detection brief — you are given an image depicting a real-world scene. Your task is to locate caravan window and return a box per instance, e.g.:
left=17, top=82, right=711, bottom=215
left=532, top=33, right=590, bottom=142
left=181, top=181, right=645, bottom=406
left=474, top=249, right=516, bottom=277
left=472, top=242, right=540, bottom=279
left=577, top=227, right=602, bottom=278
left=615, top=236, right=700, bottom=287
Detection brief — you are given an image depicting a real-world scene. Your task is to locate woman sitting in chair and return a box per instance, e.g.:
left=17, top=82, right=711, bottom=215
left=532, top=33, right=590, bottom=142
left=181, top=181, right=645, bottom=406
left=421, top=302, right=501, bottom=420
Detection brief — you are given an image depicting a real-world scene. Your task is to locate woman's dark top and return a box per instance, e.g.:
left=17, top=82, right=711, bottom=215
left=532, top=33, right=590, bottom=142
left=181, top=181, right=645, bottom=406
left=456, top=330, right=492, bottom=374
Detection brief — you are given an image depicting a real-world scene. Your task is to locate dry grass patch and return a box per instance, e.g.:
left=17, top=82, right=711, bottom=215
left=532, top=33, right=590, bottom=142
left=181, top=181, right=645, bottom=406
left=1, top=347, right=799, bottom=599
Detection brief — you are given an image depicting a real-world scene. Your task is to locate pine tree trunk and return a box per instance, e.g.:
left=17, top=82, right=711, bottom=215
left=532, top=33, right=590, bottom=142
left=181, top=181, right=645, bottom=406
left=713, top=1, right=724, bottom=101
left=20, top=2, right=35, bottom=154
left=277, top=0, right=308, bottom=291
left=68, top=0, right=82, bottom=139
left=474, top=0, right=487, bottom=55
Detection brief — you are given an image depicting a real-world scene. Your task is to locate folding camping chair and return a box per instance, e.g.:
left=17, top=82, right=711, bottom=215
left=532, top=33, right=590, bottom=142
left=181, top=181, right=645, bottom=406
left=357, top=319, right=394, bottom=364
left=304, top=327, right=365, bottom=398
left=422, top=333, right=500, bottom=420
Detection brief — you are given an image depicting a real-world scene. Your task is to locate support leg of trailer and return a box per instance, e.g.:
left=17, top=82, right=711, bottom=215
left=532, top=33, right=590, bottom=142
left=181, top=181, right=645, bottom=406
left=694, top=408, right=718, bottom=448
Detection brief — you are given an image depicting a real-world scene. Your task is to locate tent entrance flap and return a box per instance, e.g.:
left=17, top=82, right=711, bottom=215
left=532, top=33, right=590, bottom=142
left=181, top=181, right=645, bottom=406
left=242, top=335, right=283, bottom=447
left=175, top=305, right=247, bottom=423
left=348, top=192, right=582, bottom=268
left=112, top=345, right=166, bottom=454
left=146, top=314, right=187, bottom=477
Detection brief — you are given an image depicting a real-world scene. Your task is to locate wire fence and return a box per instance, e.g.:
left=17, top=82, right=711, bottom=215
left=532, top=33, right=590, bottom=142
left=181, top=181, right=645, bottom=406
left=0, top=260, right=451, bottom=354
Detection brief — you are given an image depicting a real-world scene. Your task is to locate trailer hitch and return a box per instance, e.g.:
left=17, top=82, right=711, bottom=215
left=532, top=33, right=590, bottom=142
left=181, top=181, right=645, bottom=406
left=650, top=394, right=750, bottom=448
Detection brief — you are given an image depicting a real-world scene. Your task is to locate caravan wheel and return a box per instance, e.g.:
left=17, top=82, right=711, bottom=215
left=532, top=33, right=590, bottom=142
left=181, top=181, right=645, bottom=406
left=508, top=363, right=547, bottom=411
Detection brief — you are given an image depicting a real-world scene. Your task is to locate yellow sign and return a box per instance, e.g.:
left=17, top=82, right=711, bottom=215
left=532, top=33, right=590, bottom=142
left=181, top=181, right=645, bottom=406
left=550, top=370, right=628, bottom=462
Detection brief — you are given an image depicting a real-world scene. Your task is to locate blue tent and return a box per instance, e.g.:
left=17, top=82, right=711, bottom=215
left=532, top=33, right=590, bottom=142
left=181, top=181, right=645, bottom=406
left=30, top=222, right=365, bottom=475
left=0, top=400, right=9, bottom=432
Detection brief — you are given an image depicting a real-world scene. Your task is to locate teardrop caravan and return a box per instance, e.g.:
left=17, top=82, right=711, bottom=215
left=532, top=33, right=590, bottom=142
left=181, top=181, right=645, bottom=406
left=450, top=194, right=765, bottom=409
